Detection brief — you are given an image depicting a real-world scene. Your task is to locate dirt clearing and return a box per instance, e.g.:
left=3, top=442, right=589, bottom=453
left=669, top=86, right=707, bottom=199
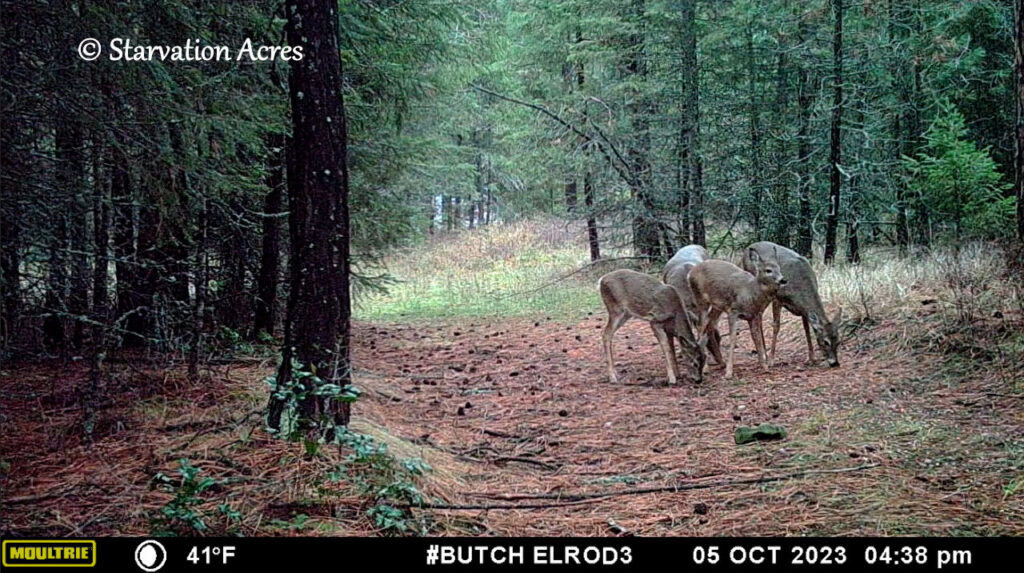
left=2, top=308, right=1022, bottom=536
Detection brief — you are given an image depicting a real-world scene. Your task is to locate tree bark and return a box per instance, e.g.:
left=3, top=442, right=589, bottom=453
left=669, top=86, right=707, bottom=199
left=795, top=14, right=814, bottom=258
left=747, top=21, right=763, bottom=237
left=1016, top=0, right=1024, bottom=243
left=268, top=0, right=353, bottom=438
left=254, top=134, right=285, bottom=337
left=680, top=0, right=704, bottom=246
left=1, top=118, right=25, bottom=350
left=771, top=43, right=791, bottom=246
left=824, top=0, right=843, bottom=265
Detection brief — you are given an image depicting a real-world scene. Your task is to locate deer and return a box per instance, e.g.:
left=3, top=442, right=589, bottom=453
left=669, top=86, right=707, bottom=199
left=661, top=245, right=725, bottom=366
left=741, top=241, right=843, bottom=367
left=598, top=269, right=706, bottom=385
left=688, top=248, right=786, bottom=379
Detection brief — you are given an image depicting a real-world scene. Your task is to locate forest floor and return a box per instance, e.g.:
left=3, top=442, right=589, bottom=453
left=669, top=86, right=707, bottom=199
left=2, top=223, right=1023, bottom=536
left=2, top=307, right=1022, bottom=536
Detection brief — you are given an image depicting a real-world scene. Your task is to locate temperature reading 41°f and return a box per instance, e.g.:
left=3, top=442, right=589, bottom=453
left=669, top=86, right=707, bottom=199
left=187, top=545, right=236, bottom=565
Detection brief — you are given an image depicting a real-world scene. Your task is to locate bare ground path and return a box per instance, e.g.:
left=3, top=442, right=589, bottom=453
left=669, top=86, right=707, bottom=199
left=1, top=312, right=1021, bottom=536
left=353, top=313, right=1023, bottom=535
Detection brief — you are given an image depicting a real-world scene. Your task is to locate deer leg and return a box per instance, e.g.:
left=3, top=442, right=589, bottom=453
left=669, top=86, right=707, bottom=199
left=770, top=299, right=782, bottom=364
left=603, top=311, right=629, bottom=383
left=651, top=323, right=679, bottom=385
left=707, top=309, right=724, bottom=368
left=750, top=314, right=769, bottom=371
left=709, top=325, right=725, bottom=366
left=802, top=315, right=816, bottom=364
left=725, top=312, right=738, bottom=379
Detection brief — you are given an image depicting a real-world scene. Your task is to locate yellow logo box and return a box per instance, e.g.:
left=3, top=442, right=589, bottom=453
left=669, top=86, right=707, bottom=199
left=2, top=540, right=97, bottom=567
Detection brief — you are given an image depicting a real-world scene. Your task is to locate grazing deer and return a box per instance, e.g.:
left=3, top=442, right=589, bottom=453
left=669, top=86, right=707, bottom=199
left=741, top=241, right=843, bottom=367
left=661, top=245, right=724, bottom=365
left=688, top=249, right=786, bottom=379
left=598, top=269, right=706, bottom=385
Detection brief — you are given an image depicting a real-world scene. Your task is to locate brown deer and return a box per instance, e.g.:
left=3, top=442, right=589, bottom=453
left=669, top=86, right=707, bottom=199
left=688, top=249, right=786, bottom=379
left=598, top=269, right=706, bottom=385
left=741, top=241, right=843, bottom=367
left=662, top=245, right=725, bottom=365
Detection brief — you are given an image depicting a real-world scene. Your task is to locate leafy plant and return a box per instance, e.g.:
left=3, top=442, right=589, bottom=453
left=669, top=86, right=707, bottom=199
left=151, top=459, right=237, bottom=536
left=326, top=429, right=434, bottom=535
left=265, top=358, right=362, bottom=442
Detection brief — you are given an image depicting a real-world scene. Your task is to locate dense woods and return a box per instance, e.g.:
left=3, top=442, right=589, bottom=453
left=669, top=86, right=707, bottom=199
left=1, top=0, right=1022, bottom=538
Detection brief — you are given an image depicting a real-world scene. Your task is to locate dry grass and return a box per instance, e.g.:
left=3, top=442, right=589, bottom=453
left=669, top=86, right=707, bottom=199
left=2, top=223, right=1022, bottom=537
left=356, top=219, right=622, bottom=320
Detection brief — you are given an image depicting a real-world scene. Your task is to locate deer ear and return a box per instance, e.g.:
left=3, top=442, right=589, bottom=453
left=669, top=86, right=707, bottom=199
left=747, top=248, right=761, bottom=264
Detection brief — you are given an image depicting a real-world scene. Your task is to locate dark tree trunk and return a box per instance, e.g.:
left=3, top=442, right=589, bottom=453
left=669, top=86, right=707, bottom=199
left=268, top=0, right=353, bottom=438
left=1, top=119, right=25, bottom=350
left=889, top=0, right=910, bottom=254
left=254, top=135, right=285, bottom=337
left=771, top=44, right=791, bottom=246
left=580, top=51, right=600, bottom=262
left=680, top=0, right=704, bottom=246
left=189, top=195, right=208, bottom=383
left=1016, top=0, right=1024, bottom=243
left=824, top=0, right=843, bottom=265
left=83, top=135, right=111, bottom=436
left=110, top=137, right=151, bottom=347
left=44, top=126, right=70, bottom=353
left=219, top=208, right=249, bottom=332
left=628, top=0, right=661, bottom=260
left=57, top=120, right=90, bottom=350
left=747, top=21, right=763, bottom=237
left=795, top=16, right=814, bottom=258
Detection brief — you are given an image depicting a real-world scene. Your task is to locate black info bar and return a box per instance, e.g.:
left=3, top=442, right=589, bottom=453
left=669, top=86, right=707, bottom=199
left=1, top=537, right=1018, bottom=571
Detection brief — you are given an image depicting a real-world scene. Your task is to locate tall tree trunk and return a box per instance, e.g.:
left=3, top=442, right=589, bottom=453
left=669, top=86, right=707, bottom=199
left=45, top=125, right=71, bottom=353
left=189, top=194, right=207, bottom=383
left=795, top=15, right=814, bottom=258
left=889, top=0, right=910, bottom=254
left=83, top=135, right=110, bottom=436
left=254, top=135, right=285, bottom=337
left=57, top=119, right=90, bottom=350
left=268, top=0, right=353, bottom=438
left=771, top=43, right=791, bottom=246
left=1016, top=0, right=1024, bottom=243
left=1, top=119, right=25, bottom=351
left=680, top=0, right=704, bottom=245
left=747, top=20, right=763, bottom=237
left=578, top=44, right=601, bottom=261
left=628, top=0, right=660, bottom=259
left=824, top=0, right=843, bottom=265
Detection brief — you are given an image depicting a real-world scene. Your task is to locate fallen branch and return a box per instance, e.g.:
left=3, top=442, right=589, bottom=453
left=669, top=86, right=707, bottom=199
left=491, top=456, right=559, bottom=471
left=404, top=463, right=880, bottom=511
left=493, top=256, right=655, bottom=300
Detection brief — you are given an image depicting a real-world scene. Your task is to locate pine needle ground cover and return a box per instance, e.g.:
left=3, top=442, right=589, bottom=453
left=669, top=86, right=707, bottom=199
left=2, top=223, right=1022, bottom=536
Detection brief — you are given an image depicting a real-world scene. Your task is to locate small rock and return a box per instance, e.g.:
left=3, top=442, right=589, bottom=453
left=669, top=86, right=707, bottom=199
left=457, top=407, right=465, bottom=416
left=693, top=502, right=709, bottom=515
left=558, top=409, right=569, bottom=417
